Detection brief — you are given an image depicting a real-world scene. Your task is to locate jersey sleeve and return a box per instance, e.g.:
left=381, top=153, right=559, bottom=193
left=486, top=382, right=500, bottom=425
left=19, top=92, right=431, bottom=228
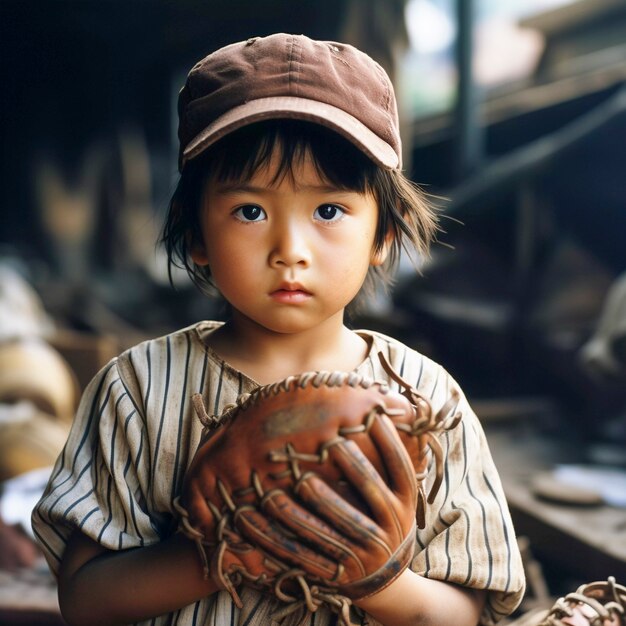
left=367, top=331, right=526, bottom=625
left=411, top=368, right=526, bottom=625
left=31, top=355, right=168, bottom=576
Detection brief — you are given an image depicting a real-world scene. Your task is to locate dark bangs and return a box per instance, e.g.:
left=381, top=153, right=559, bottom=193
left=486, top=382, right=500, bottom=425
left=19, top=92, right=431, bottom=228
left=162, top=119, right=439, bottom=299
left=203, top=119, right=378, bottom=191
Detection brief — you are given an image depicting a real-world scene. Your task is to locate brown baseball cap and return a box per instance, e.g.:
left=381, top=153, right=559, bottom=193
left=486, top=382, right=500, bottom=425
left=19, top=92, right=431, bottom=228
left=177, top=33, right=402, bottom=172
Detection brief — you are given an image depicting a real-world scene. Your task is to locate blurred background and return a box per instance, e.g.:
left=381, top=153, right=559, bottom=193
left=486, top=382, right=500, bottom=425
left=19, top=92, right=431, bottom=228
left=0, top=0, right=625, bottom=623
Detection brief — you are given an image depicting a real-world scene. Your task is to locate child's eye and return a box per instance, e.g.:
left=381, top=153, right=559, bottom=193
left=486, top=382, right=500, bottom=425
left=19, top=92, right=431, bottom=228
left=314, top=204, right=345, bottom=223
left=233, top=205, right=266, bottom=222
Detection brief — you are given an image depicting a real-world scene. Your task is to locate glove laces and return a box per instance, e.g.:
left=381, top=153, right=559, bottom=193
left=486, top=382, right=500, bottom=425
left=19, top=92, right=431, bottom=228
left=541, top=577, right=626, bottom=626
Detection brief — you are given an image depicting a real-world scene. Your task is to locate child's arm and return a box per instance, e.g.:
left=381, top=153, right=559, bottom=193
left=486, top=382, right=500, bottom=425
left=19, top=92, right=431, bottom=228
left=58, top=529, right=486, bottom=626
left=57, top=528, right=217, bottom=626
left=355, top=569, right=486, bottom=626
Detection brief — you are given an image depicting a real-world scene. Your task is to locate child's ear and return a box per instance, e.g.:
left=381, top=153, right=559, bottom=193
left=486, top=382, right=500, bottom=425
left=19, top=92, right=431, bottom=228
left=370, top=231, right=394, bottom=267
left=190, top=238, right=210, bottom=266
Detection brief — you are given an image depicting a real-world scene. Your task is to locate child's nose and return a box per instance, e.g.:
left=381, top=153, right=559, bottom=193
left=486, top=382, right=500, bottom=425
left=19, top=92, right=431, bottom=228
left=268, top=219, right=312, bottom=268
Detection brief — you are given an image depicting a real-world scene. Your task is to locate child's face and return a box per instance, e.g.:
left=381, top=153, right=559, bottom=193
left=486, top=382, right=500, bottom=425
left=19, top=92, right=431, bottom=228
left=191, top=147, right=388, bottom=335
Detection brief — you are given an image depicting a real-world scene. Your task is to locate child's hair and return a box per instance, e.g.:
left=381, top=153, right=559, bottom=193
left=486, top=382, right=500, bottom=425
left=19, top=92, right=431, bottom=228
left=163, top=33, right=441, bottom=305
left=161, top=119, right=439, bottom=300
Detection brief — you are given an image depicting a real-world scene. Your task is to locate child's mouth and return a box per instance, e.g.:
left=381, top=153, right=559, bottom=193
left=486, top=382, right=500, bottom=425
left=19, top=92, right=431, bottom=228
left=270, top=287, right=312, bottom=303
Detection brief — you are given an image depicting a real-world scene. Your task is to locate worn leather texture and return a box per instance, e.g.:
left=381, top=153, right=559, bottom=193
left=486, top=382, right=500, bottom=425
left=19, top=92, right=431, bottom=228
left=174, top=353, right=460, bottom=623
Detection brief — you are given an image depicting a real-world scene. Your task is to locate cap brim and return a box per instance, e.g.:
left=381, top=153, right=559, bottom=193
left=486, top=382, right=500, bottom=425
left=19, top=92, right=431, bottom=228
left=182, top=96, right=399, bottom=170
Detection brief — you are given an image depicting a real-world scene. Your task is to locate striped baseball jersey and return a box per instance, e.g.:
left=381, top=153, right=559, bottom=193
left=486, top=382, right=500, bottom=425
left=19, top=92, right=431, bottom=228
left=32, top=320, right=525, bottom=625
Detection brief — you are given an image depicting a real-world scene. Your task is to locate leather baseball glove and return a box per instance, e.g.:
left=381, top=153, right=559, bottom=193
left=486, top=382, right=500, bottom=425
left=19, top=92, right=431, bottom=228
left=537, top=577, right=625, bottom=626
left=510, top=577, right=626, bottom=626
left=174, top=352, right=461, bottom=623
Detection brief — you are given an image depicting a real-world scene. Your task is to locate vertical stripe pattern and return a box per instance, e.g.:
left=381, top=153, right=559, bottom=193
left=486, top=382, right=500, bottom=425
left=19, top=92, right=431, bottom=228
left=32, top=321, right=525, bottom=626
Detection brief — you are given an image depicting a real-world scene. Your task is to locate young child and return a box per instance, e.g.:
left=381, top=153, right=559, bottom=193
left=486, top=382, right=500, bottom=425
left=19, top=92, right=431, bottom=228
left=32, top=33, right=525, bottom=626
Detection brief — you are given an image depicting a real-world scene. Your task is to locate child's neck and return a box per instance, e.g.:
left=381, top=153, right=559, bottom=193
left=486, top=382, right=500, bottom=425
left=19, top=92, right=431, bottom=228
left=206, top=312, right=370, bottom=385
